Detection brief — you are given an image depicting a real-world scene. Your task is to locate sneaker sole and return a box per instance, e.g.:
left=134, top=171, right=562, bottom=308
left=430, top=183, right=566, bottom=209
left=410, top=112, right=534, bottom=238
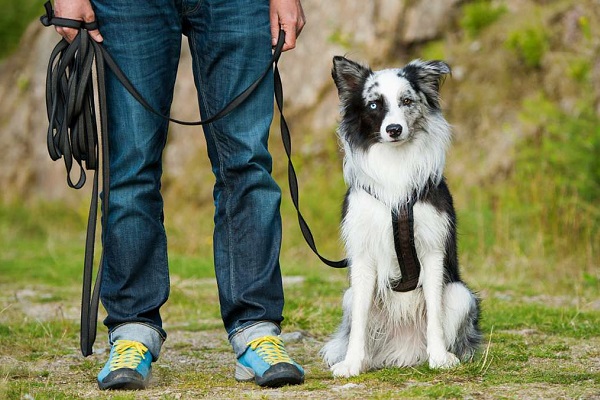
left=256, top=374, right=304, bottom=388
left=236, top=362, right=304, bottom=388
left=98, top=368, right=150, bottom=390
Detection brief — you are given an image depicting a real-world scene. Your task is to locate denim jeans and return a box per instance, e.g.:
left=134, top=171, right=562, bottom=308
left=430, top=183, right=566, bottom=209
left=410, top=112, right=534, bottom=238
left=92, top=0, right=284, bottom=360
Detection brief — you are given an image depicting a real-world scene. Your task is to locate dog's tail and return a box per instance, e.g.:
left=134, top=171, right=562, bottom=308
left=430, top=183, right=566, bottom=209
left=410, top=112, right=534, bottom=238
left=320, top=288, right=352, bottom=366
left=450, top=293, right=482, bottom=361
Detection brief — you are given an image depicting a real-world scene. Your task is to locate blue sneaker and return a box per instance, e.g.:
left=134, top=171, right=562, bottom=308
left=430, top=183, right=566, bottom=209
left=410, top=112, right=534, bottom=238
left=97, top=340, right=152, bottom=390
left=235, top=335, right=304, bottom=387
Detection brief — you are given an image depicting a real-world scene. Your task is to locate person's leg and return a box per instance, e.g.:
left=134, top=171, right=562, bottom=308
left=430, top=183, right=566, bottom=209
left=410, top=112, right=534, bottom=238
left=183, top=0, right=303, bottom=386
left=91, top=0, right=182, bottom=389
left=184, top=0, right=283, bottom=342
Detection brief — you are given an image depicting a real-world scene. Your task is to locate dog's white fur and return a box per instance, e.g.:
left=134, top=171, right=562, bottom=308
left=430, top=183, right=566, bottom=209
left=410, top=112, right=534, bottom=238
left=321, top=58, right=480, bottom=377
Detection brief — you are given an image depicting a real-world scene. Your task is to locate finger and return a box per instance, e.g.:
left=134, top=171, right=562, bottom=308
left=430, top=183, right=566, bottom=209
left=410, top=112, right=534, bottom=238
left=280, top=23, right=300, bottom=51
left=281, top=15, right=306, bottom=52
left=88, top=29, right=104, bottom=43
left=298, top=17, right=306, bottom=36
left=296, top=7, right=306, bottom=36
left=55, top=26, right=103, bottom=43
left=82, top=12, right=103, bottom=42
left=270, top=14, right=280, bottom=47
left=56, top=27, right=79, bottom=43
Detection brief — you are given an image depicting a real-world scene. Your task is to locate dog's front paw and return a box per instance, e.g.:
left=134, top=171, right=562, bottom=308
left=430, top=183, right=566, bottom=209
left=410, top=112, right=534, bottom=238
left=331, top=359, right=362, bottom=378
left=428, top=351, right=460, bottom=369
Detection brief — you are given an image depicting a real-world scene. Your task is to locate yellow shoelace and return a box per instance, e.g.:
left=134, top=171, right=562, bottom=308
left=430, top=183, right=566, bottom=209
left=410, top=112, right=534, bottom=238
left=247, top=335, right=293, bottom=365
left=109, top=340, right=148, bottom=371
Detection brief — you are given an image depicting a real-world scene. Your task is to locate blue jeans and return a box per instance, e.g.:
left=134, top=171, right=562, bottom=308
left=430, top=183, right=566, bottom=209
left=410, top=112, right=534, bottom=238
left=92, top=0, right=284, bottom=359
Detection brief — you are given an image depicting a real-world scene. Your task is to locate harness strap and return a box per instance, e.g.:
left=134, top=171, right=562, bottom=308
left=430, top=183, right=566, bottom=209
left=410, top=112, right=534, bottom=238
left=41, top=1, right=346, bottom=356
left=390, top=201, right=421, bottom=292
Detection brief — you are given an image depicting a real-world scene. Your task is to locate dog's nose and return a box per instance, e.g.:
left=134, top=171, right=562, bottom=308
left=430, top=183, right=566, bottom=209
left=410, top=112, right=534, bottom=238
left=386, top=124, right=403, bottom=138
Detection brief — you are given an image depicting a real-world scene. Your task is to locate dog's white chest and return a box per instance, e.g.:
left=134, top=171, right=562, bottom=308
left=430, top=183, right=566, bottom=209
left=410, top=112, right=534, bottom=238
left=342, top=191, right=395, bottom=261
left=342, top=190, right=450, bottom=280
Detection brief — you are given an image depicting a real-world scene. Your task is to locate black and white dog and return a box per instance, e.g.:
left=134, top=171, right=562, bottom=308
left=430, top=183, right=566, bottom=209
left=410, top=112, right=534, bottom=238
left=320, top=57, right=481, bottom=377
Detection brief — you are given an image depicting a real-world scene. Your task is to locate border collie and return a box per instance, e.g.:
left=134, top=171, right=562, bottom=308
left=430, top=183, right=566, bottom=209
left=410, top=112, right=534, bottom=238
left=320, top=56, right=481, bottom=377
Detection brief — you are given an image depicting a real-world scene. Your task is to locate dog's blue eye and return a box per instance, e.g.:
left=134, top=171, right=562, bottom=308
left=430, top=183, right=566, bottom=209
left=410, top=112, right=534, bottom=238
left=368, top=102, right=377, bottom=110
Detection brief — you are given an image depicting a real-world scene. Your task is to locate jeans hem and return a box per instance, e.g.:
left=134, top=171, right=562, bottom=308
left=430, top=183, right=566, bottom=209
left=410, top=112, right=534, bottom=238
left=109, top=322, right=166, bottom=361
left=228, top=321, right=281, bottom=358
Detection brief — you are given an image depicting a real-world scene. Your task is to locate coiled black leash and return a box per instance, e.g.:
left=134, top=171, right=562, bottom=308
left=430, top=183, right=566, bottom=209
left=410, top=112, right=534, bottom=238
left=40, top=1, right=346, bottom=356
left=41, top=2, right=110, bottom=357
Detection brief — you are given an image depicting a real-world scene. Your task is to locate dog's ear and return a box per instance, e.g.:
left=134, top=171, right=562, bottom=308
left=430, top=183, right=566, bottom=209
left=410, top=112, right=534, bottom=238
left=402, top=60, right=451, bottom=109
left=332, top=56, right=371, bottom=99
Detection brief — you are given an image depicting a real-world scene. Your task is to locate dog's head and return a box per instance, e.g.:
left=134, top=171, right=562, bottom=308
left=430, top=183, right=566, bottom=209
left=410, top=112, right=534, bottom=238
left=332, top=56, right=451, bottom=149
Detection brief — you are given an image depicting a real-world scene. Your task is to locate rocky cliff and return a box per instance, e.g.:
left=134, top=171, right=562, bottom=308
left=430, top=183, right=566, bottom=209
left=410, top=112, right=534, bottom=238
left=0, top=0, right=598, bottom=205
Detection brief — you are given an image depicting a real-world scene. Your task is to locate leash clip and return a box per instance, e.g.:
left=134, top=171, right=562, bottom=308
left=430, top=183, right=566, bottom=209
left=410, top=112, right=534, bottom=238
left=40, top=1, right=99, bottom=31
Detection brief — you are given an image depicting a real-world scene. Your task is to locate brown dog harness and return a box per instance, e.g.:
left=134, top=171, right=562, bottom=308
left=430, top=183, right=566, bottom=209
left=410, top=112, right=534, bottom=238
left=362, top=187, right=422, bottom=292
left=390, top=199, right=421, bottom=292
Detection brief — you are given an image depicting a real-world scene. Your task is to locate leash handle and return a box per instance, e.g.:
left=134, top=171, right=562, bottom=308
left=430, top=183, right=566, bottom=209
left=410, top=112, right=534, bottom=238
left=40, top=1, right=99, bottom=31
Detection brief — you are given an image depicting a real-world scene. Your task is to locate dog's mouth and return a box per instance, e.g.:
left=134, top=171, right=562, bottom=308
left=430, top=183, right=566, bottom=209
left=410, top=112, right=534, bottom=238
left=389, top=136, right=406, bottom=143
left=380, top=134, right=411, bottom=144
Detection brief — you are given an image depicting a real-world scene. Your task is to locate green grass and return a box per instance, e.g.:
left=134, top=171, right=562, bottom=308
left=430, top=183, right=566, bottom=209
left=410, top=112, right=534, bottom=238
left=0, top=203, right=89, bottom=287
left=1, top=202, right=599, bottom=399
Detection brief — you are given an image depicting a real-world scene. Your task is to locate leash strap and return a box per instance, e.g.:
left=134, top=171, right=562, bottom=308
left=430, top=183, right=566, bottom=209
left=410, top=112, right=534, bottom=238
left=390, top=200, right=421, bottom=292
left=273, top=66, right=348, bottom=269
left=41, top=4, right=278, bottom=128
left=41, top=1, right=346, bottom=356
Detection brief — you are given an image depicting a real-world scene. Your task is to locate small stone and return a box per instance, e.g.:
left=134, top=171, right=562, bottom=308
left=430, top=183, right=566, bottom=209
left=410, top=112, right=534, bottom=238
left=281, top=331, right=305, bottom=343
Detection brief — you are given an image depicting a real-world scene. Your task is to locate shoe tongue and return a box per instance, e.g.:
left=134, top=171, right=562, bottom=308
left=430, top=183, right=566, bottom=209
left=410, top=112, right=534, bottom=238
left=249, top=335, right=280, bottom=349
left=115, top=340, right=147, bottom=355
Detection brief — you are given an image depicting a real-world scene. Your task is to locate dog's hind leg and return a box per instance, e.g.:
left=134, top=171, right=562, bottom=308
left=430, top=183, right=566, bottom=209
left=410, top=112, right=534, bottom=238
left=443, top=282, right=482, bottom=361
left=330, top=258, right=376, bottom=377
left=320, top=287, right=352, bottom=367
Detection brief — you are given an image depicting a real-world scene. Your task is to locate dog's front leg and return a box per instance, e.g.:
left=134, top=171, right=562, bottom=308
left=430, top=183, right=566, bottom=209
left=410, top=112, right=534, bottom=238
left=331, top=258, right=376, bottom=378
left=422, top=253, right=460, bottom=369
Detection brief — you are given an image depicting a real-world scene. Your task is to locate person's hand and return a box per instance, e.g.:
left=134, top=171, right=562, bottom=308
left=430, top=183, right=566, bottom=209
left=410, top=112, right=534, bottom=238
left=270, top=0, right=306, bottom=51
left=54, top=0, right=103, bottom=43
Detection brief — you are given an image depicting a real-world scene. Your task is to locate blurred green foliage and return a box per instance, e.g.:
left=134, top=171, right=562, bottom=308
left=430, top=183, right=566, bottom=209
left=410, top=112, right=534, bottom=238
left=420, top=40, right=446, bottom=61
left=505, top=25, right=549, bottom=68
left=0, top=0, right=44, bottom=59
left=460, top=0, right=507, bottom=38
left=518, top=92, right=600, bottom=203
